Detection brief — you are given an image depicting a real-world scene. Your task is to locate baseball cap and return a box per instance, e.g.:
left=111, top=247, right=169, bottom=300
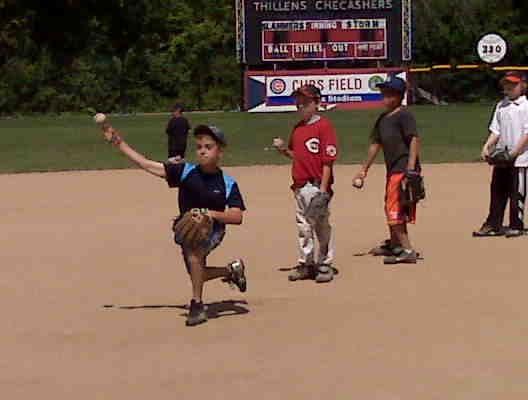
left=376, top=76, right=407, bottom=94
left=292, top=84, right=322, bottom=99
left=193, top=125, right=227, bottom=146
left=171, top=102, right=184, bottom=112
left=501, top=71, right=526, bottom=84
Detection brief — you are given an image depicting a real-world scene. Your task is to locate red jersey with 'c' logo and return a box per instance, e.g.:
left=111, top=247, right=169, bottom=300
left=288, top=115, right=338, bottom=189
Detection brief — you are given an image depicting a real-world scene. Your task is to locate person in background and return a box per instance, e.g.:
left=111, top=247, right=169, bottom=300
left=166, top=102, right=191, bottom=163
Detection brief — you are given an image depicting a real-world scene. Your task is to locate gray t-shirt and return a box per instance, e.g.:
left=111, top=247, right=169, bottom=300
left=372, top=108, right=420, bottom=175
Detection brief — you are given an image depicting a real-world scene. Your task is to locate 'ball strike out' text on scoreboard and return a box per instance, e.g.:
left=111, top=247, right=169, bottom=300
left=262, top=18, right=386, bottom=61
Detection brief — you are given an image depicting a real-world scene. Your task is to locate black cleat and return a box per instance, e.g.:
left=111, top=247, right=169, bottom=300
left=384, top=249, right=418, bottom=265
left=504, top=228, right=524, bottom=238
left=315, top=264, right=335, bottom=283
left=227, top=259, right=247, bottom=292
left=186, top=300, right=208, bottom=327
left=369, top=239, right=394, bottom=256
left=288, top=264, right=316, bottom=281
left=472, top=224, right=504, bottom=237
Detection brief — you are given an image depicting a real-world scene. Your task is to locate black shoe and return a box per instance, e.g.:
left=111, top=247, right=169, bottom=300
left=505, top=228, right=524, bottom=238
left=370, top=240, right=406, bottom=257
left=370, top=240, right=394, bottom=256
left=315, top=264, right=335, bottom=283
left=227, top=259, right=247, bottom=292
left=186, top=300, right=208, bottom=327
left=288, top=264, right=316, bottom=281
left=472, top=224, right=504, bottom=237
left=384, top=249, right=418, bottom=265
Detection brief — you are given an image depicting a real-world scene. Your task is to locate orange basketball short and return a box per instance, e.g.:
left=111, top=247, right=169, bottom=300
left=385, top=173, right=416, bottom=226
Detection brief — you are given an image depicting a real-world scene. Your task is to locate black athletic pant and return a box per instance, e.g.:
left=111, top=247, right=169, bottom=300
left=486, top=166, right=527, bottom=230
left=168, top=136, right=187, bottom=159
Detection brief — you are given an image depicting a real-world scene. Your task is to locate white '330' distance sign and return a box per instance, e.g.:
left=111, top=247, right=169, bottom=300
left=477, top=33, right=507, bottom=64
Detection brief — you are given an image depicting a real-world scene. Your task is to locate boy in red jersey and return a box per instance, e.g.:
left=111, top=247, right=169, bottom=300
left=273, top=84, right=338, bottom=283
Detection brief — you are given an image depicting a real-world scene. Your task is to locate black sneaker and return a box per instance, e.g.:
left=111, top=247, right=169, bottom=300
left=288, top=264, right=316, bottom=281
left=370, top=240, right=408, bottom=257
left=369, top=239, right=394, bottom=256
left=384, top=249, right=418, bottom=265
left=315, top=264, right=335, bottom=283
left=227, top=259, right=247, bottom=292
left=186, top=300, right=208, bottom=327
left=472, top=224, right=504, bottom=237
left=505, top=228, right=524, bottom=238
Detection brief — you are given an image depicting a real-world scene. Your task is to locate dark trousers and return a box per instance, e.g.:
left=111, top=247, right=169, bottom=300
left=168, top=136, right=186, bottom=159
left=486, top=166, right=527, bottom=230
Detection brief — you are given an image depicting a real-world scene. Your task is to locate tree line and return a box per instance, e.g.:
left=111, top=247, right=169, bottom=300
left=0, top=0, right=527, bottom=114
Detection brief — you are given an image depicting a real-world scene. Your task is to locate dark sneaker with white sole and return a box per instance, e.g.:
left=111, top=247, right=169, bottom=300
left=315, top=264, right=334, bottom=283
left=472, top=224, right=504, bottom=237
left=370, top=240, right=394, bottom=256
left=227, top=259, right=247, bottom=292
left=504, top=228, right=524, bottom=238
left=384, top=249, right=418, bottom=265
left=288, top=264, right=316, bottom=281
left=186, top=299, right=208, bottom=327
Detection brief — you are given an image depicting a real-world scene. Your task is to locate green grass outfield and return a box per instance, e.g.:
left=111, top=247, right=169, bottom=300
left=0, top=104, right=493, bottom=174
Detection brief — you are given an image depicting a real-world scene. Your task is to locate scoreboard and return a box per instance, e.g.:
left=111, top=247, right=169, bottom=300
left=236, top=0, right=412, bottom=65
left=262, top=18, right=387, bottom=61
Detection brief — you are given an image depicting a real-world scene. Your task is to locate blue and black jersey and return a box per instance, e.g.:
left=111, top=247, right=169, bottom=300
left=164, top=162, right=246, bottom=215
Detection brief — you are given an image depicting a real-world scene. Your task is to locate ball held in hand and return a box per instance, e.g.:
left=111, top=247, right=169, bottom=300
left=272, top=137, right=285, bottom=149
left=353, top=178, right=364, bottom=189
left=94, top=113, right=106, bottom=124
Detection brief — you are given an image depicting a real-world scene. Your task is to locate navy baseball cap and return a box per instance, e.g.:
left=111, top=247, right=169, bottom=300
left=194, top=125, right=227, bottom=146
left=376, top=76, right=407, bottom=94
left=171, top=102, right=184, bottom=111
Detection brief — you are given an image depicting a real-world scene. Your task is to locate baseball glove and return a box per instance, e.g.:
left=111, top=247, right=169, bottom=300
left=305, top=191, right=331, bottom=221
left=401, top=171, right=426, bottom=207
left=172, top=208, right=213, bottom=249
left=486, top=148, right=515, bottom=167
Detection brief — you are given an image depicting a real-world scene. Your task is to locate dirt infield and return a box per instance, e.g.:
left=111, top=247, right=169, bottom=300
left=2, top=164, right=527, bottom=399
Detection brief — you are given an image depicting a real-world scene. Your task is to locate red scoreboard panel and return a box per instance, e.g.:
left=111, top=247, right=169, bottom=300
left=262, top=19, right=386, bottom=62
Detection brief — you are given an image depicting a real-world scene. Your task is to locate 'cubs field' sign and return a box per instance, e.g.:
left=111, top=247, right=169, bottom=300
left=245, top=68, right=407, bottom=112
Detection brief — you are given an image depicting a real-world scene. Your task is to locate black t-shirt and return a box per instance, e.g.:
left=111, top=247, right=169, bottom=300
left=371, top=108, right=421, bottom=175
left=166, top=116, right=190, bottom=151
left=164, top=162, right=246, bottom=217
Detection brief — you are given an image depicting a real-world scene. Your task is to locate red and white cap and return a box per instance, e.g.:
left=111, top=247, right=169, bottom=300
left=501, top=71, right=527, bottom=84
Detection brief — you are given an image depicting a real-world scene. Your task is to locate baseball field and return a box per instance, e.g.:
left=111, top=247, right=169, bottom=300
left=2, top=105, right=527, bottom=399
left=0, top=104, right=491, bottom=173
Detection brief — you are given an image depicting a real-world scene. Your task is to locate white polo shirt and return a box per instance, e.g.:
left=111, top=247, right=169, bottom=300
left=489, top=95, right=528, bottom=167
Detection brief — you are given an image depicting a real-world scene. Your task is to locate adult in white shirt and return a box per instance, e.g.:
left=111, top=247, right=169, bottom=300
left=474, top=71, right=528, bottom=238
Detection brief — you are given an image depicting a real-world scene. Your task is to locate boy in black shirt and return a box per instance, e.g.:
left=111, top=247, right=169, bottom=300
left=354, top=76, right=422, bottom=264
left=100, top=123, right=247, bottom=327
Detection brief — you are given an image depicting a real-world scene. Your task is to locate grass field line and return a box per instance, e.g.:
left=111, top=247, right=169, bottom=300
left=0, top=104, right=493, bottom=173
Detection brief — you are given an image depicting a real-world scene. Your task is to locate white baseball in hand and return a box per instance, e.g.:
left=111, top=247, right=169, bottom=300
left=272, top=137, right=285, bottom=149
left=94, top=113, right=106, bottom=124
left=353, top=178, right=364, bottom=189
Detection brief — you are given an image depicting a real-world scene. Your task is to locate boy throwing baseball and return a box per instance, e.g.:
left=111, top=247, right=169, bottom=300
left=273, top=84, right=338, bottom=283
left=97, top=120, right=247, bottom=327
left=353, top=76, right=423, bottom=264
left=474, top=71, right=528, bottom=238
